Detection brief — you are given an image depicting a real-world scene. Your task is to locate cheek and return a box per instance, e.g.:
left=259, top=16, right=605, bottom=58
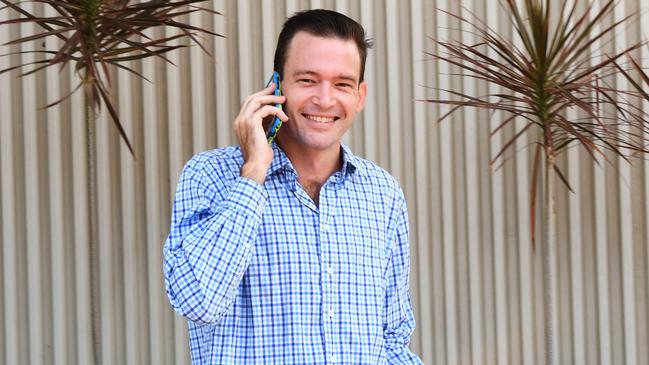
left=282, top=91, right=303, bottom=114
left=344, top=96, right=362, bottom=114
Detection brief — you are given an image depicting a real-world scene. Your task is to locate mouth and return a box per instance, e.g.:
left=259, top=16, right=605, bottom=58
left=302, top=114, right=339, bottom=123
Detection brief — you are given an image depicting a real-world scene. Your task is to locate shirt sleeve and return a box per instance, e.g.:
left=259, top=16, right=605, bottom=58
left=163, top=155, right=267, bottom=324
left=384, top=197, right=424, bottom=364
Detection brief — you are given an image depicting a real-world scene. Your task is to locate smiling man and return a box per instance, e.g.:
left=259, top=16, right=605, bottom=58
left=163, top=9, right=423, bottom=364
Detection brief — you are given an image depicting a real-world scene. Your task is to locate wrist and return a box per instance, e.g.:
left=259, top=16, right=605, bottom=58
left=240, top=161, right=269, bottom=185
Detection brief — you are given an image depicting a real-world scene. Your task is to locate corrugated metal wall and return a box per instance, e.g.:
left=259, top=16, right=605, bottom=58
left=1, top=0, right=648, bottom=364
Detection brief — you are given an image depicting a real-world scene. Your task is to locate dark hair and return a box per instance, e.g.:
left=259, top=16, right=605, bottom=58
left=273, top=9, right=373, bottom=82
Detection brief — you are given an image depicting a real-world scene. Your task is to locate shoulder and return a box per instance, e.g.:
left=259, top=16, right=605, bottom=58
left=178, top=146, right=245, bottom=195
left=352, top=156, right=404, bottom=200
left=346, top=155, right=409, bottom=244
left=183, top=146, right=244, bottom=177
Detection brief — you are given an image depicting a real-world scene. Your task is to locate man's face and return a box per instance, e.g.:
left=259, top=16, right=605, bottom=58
left=277, top=31, right=367, bottom=153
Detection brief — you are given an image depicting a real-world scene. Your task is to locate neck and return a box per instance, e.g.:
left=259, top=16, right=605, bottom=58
left=277, top=142, right=342, bottom=186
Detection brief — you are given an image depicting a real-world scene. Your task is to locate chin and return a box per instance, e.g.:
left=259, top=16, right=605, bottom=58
left=298, top=136, right=340, bottom=151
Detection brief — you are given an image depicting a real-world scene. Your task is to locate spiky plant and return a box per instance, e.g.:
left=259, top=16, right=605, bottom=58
left=1, top=1, right=220, bottom=362
left=1, top=0, right=220, bottom=153
left=426, top=0, right=649, bottom=363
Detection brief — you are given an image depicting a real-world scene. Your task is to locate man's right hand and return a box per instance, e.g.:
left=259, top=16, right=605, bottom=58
left=234, top=82, right=288, bottom=185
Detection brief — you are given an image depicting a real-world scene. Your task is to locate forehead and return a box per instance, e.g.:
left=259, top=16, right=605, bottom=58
left=284, top=31, right=362, bottom=78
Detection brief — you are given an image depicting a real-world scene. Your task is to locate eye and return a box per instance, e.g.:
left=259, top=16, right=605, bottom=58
left=298, top=78, right=315, bottom=84
left=336, top=82, right=354, bottom=89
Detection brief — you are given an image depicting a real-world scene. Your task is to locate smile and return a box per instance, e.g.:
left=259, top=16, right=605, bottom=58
left=303, top=114, right=338, bottom=123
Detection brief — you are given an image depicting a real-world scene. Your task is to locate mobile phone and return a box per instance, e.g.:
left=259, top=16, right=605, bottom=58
left=265, top=71, right=283, bottom=144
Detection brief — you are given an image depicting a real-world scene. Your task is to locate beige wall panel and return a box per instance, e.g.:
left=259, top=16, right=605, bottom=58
left=1, top=0, right=649, bottom=364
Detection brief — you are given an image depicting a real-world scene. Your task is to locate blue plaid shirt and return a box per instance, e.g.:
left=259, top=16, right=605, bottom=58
left=163, top=143, right=422, bottom=364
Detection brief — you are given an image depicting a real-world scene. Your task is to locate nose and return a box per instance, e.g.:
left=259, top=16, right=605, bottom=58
left=312, top=83, right=335, bottom=108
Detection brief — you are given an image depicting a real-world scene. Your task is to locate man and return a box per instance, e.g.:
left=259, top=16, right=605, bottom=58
left=163, top=9, right=423, bottom=364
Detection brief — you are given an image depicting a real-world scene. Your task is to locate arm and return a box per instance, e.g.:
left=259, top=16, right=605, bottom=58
left=164, top=81, right=287, bottom=324
left=163, top=157, right=267, bottom=324
left=384, top=198, right=424, bottom=364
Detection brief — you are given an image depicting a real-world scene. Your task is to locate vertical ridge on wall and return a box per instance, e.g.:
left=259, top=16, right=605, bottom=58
left=261, top=0, right=276, bottom=79
left=487, top=3, right=511, bottom=364
left=45, top=6, right=69, bottom=361
left=615, top=2, right=639, bottom=365
left=567, top=108, right=586, bottom=365
left=511, top=1, right=535, bottom=363
left=459, top=2, right=486, bottom=365
left=422, top=1, right=446, bottom=363
left=409, top=0, right=429, bottom=358
left=118, top=57, right=143, bottom=365
left=21, top=4, right=45, bottom=365
left=141, top=33, right=169, bottom=364
left=359, top=0, right=377, bottom=162
left=237, top=0, right=254, bottom=102
left=0, top=5, right=20, bottom=364
left=564, top=4, right=584, bottom=356
left=190, top=7, right=209, bottom=151
left=167, top=23, right=186, bottom=176
left=214, top=1, right=231, bottom=148
left=386, top=0, right=402, bottom=174
left=436, top=2, right=459, bottom=364
left=397, top=7, right=418, bottom=346
left=336, top=0, right=353, bottom=148
left=589, top=1, right=612, bottom=364
left=165, top=20, right=193, bottom=361
left=163, top=24, right=193, bottom=361
left=372, top=1, right=389, bottom=167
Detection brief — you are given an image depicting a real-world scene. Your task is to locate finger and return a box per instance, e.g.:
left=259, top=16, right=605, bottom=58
left=252, top=105, right=289, bottom=122
left=236, top=101, right=286, bottom=131
left=241, top=82, right=279, bottom=107
left=255, top=94, right=285, bottom=105
left=241, top=95, right=286, bottom=115
left=255, top=82, right=278, bottom=96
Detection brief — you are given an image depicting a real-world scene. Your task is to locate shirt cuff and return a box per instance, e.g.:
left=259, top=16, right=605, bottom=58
left=225, top=176, right=268, bottom=220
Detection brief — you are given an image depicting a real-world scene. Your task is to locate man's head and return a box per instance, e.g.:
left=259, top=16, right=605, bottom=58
left=273, top=10, right=370, bottom=155
left=273, top=9, right=372, bottom=83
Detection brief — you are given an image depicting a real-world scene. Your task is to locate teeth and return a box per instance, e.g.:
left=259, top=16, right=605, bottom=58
left=306, top=114, right=335, bottom=123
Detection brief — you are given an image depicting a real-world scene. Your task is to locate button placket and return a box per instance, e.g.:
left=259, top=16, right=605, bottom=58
left=320, top=183, right=340, bottom=363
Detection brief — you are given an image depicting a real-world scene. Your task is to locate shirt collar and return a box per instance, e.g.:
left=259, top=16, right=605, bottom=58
left=266, top=142, right=365, bottom=178
left=340, top=143, right=365, bottom=178
left=267, top=142, right=295, bottom=177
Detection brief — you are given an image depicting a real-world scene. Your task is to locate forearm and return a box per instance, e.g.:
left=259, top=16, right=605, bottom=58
left=386, top=346, right=423, bottom=365
left=384, top=301, right=423, bottom=364
left=164, top=175, right=267, bottom=324
left=384, top=196, right=423, bottom=364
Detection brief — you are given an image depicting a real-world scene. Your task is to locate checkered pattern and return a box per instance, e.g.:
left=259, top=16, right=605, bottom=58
left=164, top=143, right=422, bottom=364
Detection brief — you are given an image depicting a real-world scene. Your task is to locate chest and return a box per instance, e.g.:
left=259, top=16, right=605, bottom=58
left=247, top=180, right=393, bottom=294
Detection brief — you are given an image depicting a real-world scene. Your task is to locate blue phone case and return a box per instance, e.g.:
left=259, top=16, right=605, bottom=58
left=266, top=71, right=283, bottom=144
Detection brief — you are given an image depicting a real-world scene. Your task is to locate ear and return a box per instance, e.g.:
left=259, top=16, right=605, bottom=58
left=355, top=81, right=367, bottom=112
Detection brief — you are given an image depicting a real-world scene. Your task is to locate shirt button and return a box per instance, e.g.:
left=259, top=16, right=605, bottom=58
left=328, top=354, right=337, bottom=363
left=326, top=266, right=334, bottom=275
left=321, top=223, right=330, bottom=231
left=328, top=309, right=334, bottom=318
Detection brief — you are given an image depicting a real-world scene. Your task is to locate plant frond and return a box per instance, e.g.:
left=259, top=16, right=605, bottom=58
left=428, top=0, right=649, bottom=247
left=1, top=0, right=223, bottom=153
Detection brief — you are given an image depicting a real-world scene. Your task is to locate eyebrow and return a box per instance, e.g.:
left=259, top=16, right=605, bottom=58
left=293, top=70, right=358, bottom=83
